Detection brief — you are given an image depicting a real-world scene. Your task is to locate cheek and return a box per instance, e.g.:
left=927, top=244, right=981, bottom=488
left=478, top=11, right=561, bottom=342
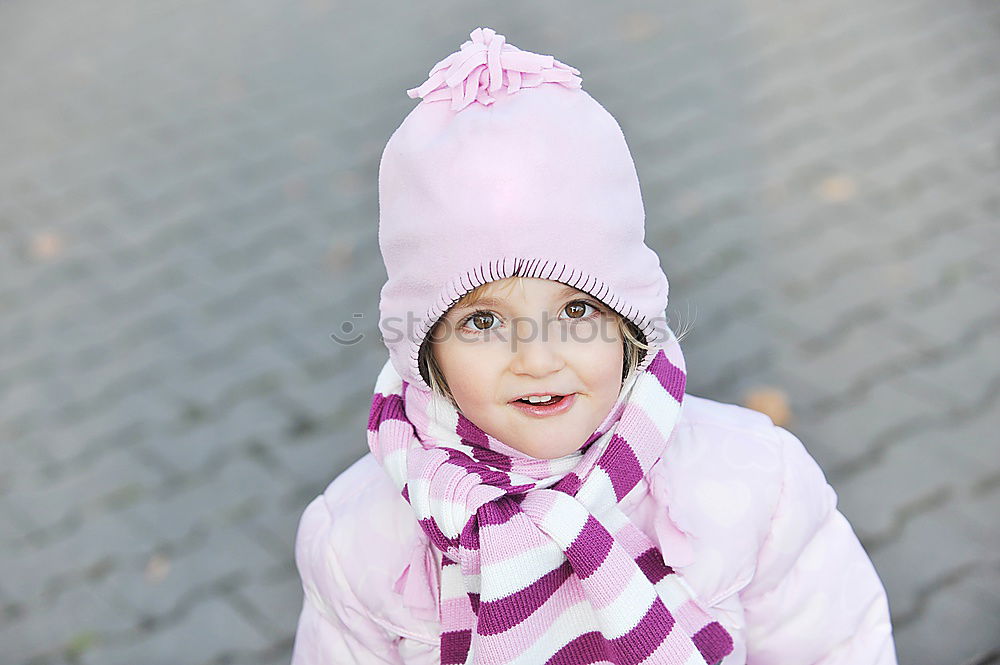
left=433, top=338, right=502, bottom=401
left=600, top=346, right=626, bottom=387
left=585, top=326, right=624, bottom=373
left=436, top=335, right=482, bottom=373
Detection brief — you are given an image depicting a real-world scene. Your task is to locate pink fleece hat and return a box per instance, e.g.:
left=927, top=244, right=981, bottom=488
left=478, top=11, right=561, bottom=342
left=377, top=27, right=671, bottom=392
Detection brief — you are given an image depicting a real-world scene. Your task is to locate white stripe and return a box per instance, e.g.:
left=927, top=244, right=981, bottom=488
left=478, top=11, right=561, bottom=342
left=590, top=565, right=657, bottom=639
left=654, top=575, right=694, bottom=610
left=440, top=564, right=475, bottom=601
left=594, top=501, right=629, bottom=534
left=380, top=449, right=407, bottom=492
left=526, top=492, right=589, bottom=549
left=374, top=360, right=402, bottom=394
left=649, top=401, right=680, bottom=442
left=409, top=477, right=470, bottom=538
left=406, top=477, right=434, bottom=519
left=478, top=540, right=566, bottom=602
left=639, top=638, right=706, bottom=665
left=575, top=465, right=617, bottom=511
left=634, top=388, right=679, bottom=443
left=428, top=495, right=473, bottom=539
left=465, top=571, right=481, bottom=595
left=500, top=599, right=602, bottom=665
left=423, top=390, right=460, bottom=441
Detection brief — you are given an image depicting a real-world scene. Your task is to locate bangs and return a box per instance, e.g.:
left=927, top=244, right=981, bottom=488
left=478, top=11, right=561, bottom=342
left=454, top=276, right=526, bottom=309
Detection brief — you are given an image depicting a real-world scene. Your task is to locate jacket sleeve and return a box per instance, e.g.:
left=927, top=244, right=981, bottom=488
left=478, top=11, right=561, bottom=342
left=290, top=494, right=404, bottom=665
left=740, top=425, right=898, bottom=665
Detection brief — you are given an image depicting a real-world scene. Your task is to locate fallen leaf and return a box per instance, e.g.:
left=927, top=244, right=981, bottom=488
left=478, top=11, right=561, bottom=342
left=144, top=552, right=171, bottom=584
left=817, top=175, right=856, bottom=203
left=30, top=231, right=63, bottom=260
left=742, top=385, right=792, bottom=427
left=619, top=13, right=662, bottom=42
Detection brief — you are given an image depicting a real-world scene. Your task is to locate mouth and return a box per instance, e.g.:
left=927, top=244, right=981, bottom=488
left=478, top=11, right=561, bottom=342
left=509, top=393, right=577, bottom=417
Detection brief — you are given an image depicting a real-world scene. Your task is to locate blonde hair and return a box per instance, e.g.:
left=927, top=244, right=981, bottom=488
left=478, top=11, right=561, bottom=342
left=418, top=277, right=653, bottom=407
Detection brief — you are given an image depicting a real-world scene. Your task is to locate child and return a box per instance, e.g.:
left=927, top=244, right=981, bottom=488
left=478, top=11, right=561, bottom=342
left=290, top=27, right=898, bottom=665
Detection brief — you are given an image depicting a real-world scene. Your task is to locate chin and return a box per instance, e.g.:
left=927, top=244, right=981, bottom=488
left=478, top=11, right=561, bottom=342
left=537, top=440, right=586, bottom=460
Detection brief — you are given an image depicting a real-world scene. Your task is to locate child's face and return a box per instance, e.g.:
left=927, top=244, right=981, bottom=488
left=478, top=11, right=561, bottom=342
left=430, top=277, right=624, bottom=459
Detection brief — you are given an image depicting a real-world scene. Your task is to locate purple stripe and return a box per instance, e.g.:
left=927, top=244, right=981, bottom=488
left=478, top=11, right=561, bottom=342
left=553, top=472, right=582, bottom=496
left=440, top=629, right=472, bottom=664
left=457, top=412, right=514, bottom=471
left=469, top=591, right=480, bottom=614
left=456, top=412, right=489, bottom=443
left=418, top=517, right=454, bottom=553
left=597, top=434, right=643, bottom=501
left=634, top=547, right=674, bottom=584
left=477, top=560, right=573, bottom=635
left=544, top=631, right=606, bottom=665
left=368, top=392, right=406, bottom=431
left=546, top=598, right=677, bottom=665
left=692, top=621, right=734, bottom=664
left=508, top=482, right=537, bottom=495
left=607, top=597, right=677, bottom=665
left=400, top=483, right=409, bottom=503
left=470, top=444, right=513, bottom=471
left=441, top=450, right=533, bottom=493
left=648, top=350, right=686, bottom=403
left=478, top=496, right=522, bottom=525
left=367, top=394, right=384, bottom=432
left=564, top=516, right=613, bottom=578
left=476, top=468, right=514, bottom=487
left=459, top=514, right=480, bottom=550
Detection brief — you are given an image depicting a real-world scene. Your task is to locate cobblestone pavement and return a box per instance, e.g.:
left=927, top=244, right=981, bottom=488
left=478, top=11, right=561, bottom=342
left=1, top=0, right=997, bottom=663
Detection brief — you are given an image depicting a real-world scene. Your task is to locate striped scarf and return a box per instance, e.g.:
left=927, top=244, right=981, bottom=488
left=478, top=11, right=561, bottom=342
left=367, top=335, right=733, bottom=665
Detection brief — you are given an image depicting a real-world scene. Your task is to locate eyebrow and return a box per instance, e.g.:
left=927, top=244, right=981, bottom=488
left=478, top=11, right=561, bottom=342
left=451, top=285, right=586, bottom=313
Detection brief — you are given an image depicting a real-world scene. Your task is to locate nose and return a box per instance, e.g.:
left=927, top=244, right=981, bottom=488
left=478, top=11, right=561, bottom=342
left=508, top=318, right=565, bottom=377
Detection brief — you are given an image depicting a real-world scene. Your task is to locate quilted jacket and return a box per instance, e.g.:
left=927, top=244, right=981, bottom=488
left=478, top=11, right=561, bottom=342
left=289, top=393, right=898, bottom=664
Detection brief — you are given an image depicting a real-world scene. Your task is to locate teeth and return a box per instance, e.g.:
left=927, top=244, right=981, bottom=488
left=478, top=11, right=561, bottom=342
left=525, top=395, right=557, bottom=404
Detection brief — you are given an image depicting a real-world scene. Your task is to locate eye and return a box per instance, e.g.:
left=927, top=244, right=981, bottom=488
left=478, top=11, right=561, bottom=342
left=560, top=300, right=601, bottom=320
left=460, top=311, right=500, bottom=333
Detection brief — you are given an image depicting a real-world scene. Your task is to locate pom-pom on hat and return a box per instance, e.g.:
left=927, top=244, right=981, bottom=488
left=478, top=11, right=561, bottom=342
left=377, top=27, right=671, bottom=392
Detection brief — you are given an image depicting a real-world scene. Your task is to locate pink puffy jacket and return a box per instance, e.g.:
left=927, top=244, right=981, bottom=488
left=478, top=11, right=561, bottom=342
left=290, top=394, right=898, bottom=664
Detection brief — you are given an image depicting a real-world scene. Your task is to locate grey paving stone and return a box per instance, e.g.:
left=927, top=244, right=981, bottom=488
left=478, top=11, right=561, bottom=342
left=873, top=495, right=995, bottom=626
left=24, top=412, right=139, bottom=476
left=0, top=583, right=131, bottom=665
left=953, top=482, right=1000, bottom=555
left=101, top=521, right=283, bottom=625
left=121, top=455, right=289, bottom=551
left=797, top=373, right=934, bottom=473
left=892, top=560, right=1000, bottom=665
left=3, top=510, right=155, bottom=607
left=0, top=503, right=36, bottom=551
left=78, top=595, right=271, bottom=665
left=269, top=428, right=359, bottom=490
left=6, top=445, right=163, bottom=536
left=933, top=410, right=1000, bottom=490
left=775, top=317, right=924, bottom=412
left=887, top=271, right=1000, bottom=352
left=146, top=397, right=287, bottom=480
left=834, top=427, right=973, bottom=545
left=3, top=0, right=998, bottom=661
left=229, top=565, right=303, bottom=644
left=895, top=315, right=1000, bottom=412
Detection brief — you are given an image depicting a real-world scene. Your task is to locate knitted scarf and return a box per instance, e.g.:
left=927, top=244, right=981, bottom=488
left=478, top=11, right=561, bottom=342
left=367, top=334, right=734, bottom=665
